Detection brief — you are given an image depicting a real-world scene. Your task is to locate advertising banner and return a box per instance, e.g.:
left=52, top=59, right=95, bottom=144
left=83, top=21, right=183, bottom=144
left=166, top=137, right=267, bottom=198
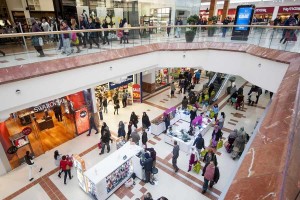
left=74, top=107, right=89, bottom=135
left=96, top=7, right=107, bottom=22
left=114, top=8, right=124, bottom=28
left=132, top=84, right=141, bottom=103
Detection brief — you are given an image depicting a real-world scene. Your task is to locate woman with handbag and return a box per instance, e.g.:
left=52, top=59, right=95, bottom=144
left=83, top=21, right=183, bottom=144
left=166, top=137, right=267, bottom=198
left=31, top=18, right=45, bottom=57
left=70, top=19, right=81, bottom=53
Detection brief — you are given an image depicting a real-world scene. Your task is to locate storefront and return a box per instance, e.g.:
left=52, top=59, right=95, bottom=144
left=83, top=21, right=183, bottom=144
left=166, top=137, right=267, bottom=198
left=217, top=8, right=236, bottom=21
left=0, top=90, right=91, bottom=170
left=94, top=75, right=142, bottom=108
left=155, top=68, right=190, bottom=90
left=253, top=7, right=274, bottom=22
left=277, top=5, right=300, bottom=22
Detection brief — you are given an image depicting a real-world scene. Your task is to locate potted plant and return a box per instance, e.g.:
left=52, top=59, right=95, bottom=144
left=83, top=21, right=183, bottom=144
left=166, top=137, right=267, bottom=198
left=185, top=14, right=200, bottom=43
left=207, top=16, right=218, bottom=37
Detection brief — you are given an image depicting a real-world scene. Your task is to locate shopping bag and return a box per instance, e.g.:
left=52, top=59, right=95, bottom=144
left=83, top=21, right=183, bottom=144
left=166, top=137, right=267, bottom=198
left=98, top=142, right=102, bottom=149
left=38, top=37, right=44, bottom=46
left=193, top=162, right=201, bottom=174
left=217, top=140, right=223, bottom=149
left=201, top=149, right=208, bottom=157
left=117, top=30, right=123, bottom=38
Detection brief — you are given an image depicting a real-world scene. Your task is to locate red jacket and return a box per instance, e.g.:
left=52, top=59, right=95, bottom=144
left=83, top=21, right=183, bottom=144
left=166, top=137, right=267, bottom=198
left=60, top=159, right=72, bottom=171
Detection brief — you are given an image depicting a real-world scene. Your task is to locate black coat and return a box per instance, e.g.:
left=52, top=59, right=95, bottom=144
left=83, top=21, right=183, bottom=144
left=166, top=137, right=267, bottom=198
left=202, top=163, right=220, bottom=183
left=142, top=115, right=151, bottom=128
left=142, top=157, right=153, bottom=172
left=142, top=131, right=148, bottom=145
left=130, top=114, right=138, bottom=125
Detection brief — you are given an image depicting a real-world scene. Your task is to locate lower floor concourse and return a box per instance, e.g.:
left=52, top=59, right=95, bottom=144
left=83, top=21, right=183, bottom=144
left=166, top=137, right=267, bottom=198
left=0, top=75, right=271, bottom=200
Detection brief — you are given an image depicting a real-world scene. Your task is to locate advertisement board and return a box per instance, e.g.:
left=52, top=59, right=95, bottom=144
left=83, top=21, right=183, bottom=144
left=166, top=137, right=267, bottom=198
left=278, top=5, right=300, bottom=13
left=74, top=106, right=89, bottom=135
left=132, top=84, right=141, bottom=103
left=254, top=7, right=274, bottom=14
left=231, top=5, right=255, bottom=41
left=109, top=75, right=133, bottom=90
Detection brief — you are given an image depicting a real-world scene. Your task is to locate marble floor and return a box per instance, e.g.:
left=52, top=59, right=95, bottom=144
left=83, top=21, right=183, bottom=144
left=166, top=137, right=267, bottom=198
left=0, top=28, right=299, bottom=68
left=0, top=76, right=271, bottom=200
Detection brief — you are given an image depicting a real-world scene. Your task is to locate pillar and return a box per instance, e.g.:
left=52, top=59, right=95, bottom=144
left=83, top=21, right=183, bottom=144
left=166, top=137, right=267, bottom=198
left=221, top=0, right=230, bottom=21
left=209, top=0, right=217, bottom=18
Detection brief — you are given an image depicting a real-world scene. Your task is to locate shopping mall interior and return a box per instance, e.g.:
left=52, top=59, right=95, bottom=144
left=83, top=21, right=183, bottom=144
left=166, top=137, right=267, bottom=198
left=0, top=0, right=300, bottom=200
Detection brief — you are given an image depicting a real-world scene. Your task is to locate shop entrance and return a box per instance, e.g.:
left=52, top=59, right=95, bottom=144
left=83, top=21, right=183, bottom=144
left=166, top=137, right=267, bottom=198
left=1, top=91, right=90, bottom=169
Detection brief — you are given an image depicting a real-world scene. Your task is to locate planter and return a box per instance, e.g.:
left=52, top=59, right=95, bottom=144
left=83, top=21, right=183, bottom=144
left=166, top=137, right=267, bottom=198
left=185, top=31, right=195, bottom=43
left=208, top=28, right=215, bottom=37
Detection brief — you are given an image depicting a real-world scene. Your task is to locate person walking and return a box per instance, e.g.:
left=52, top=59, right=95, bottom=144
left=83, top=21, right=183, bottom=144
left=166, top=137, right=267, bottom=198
left=87, top=17, right=100, bottom=49
left=172, top=141, right=180, bottom=172
left=193, top=133, right=205, bottom=155
left=130, top=112, right=139, bottom=128
left=102, top=19, right=110, bottom=45
left=122, top=92, right=128, bottom=108
left=142, top=128, right=148, bottom=148
left=163, top=114, right=170, bottom=133
left=122, top=18, right=129, bottom=44
left=31, top=18, right=45, bottom=57
left=61, top=21, right=73, bottom=56
left=127, top=121, right=133, bottom=141
left=211, top=125, right=222, bottom=149
left=100, top=124, right=111, bottom=154
left=170, top=82, right=176, bottom=98
left=190, top=107, right=197, bottom=126
left=188, top=146, right=200, bottom=172
left=54, top=150, right=62, bottom=178
left=131, top=129, right=140, bottom=145
left=95, top=17, right=102, bottom=44
left=117, top=121, right=126, bottom=138
left=114, top=99, right=120, bottom=115
left=218, top=112, right=225, bottom=130
left=103, top=97, right=108, bottom=113
left=167, top=21, right=171, bottom=37
left=70, top=18, right=81, bottom=53
left=142, top=112, right=151, bottom=130
left=212, top=104, right=219, bottom=121
left=203, top=148, right=218, bottom=165
left=24, top=151, right=43, bottom=181
left=79, top=15, right=88, bottom=48
left=41, top=18, right=50, bottom=42
left=174, top=17, right=183, bottom=38
left=60, top=155, right=73, bottom=185
left=195, top=70, right=201, bottom=84
left=87, top=114, right=99, bottom=136
left=182, top=96, right=188, bottom=110
left=256, top=87, right=263, bottom=104
left=222, top=17, right=230, bottom=37
left=201, top=161, right=220, bottom=194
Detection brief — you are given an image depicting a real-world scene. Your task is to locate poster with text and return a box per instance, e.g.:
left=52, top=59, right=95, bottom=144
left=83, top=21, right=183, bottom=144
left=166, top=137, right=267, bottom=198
left=132, top=84, right=141, bottom=103
left=96, top=7, right=107, bottom=23
left=75, top=106, right=90, bottom=135
left=236, top=7, right=253, bottom=31
left=114, top=8, right=124, bottom=28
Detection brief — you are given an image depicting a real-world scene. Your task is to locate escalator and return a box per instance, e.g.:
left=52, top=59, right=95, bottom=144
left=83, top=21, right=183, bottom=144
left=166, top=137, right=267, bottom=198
left=207, top=73, right=232, bottom=104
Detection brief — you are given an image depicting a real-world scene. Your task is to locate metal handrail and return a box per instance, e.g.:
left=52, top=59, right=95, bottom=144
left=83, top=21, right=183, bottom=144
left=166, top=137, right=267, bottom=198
left=0, top=24, right=299, bottom=38
left=208, top=73, right=218, bottom=87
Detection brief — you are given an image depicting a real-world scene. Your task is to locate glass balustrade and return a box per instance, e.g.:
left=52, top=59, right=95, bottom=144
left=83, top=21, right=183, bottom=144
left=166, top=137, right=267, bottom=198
left=0, top=25, right=299, bottom=68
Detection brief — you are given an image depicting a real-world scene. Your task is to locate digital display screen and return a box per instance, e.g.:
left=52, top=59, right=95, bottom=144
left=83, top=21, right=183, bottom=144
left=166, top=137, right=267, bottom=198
left=236, top=7, right=253, bottom=31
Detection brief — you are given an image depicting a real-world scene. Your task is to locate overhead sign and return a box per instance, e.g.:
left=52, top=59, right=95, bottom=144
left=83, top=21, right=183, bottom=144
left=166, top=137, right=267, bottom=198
left=278, top=5, right=300, bottom=13
left=109, top=75, right=133, bottom=90
left=254, top=7, right=274, bottom=14
left=33, top=98, right=65, bottom=113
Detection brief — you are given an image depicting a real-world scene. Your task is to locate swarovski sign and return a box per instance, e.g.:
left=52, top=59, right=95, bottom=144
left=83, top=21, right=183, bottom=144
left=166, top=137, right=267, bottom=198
left=33, top=98, right=65, bottom=112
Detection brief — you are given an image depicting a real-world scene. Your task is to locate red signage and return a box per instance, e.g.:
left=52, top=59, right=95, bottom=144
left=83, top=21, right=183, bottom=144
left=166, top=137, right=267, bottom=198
left=132, top=84, right=141, bottom=103
left=217, top=9, right=236, bottom=16
left=254, top=7, right=274, bottom=14
left=22, top=127, right=32, bottom=135
left=279, top=5, right=300, bottom=13
left=74, top=107, right=89, bottom=135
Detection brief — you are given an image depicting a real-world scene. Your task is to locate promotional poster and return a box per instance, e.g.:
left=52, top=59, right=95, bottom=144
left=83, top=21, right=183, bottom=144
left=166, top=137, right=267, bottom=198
left=75, top=107, right=90, bottom=135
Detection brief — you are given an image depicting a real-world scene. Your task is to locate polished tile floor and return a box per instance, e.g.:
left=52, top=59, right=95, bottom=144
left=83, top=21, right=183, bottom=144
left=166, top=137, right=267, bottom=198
left=0, top=75, right=271, bottom=200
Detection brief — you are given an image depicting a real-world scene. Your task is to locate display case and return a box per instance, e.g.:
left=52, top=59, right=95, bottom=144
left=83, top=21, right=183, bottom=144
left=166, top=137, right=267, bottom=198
left=18, top=111, right=34, bottom=126
left=83, top=143, right=143, bottom=200
left=151, top=107, right=180, bottom=135
left=164, top=128, right=194, bottom=153
left=9, top=132, right=30, bottom=149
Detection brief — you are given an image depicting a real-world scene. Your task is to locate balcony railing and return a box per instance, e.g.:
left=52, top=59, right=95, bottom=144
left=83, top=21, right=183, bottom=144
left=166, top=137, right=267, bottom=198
left=0, top=25, right=299, bottom=68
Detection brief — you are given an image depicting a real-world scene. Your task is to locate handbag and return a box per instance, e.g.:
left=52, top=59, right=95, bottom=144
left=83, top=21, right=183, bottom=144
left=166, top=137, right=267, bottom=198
left=38, top=37, right=44, bottom=46
left=193, top=162, right=201, bottom=174
left=98, top=141, right=102, bottom=149
left=71, top=38, right=79, bottom=45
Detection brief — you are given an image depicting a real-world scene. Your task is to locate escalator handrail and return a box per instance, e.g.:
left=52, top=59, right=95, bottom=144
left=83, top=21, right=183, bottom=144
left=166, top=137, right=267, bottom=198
left=213, top=74, right=231, bottom=102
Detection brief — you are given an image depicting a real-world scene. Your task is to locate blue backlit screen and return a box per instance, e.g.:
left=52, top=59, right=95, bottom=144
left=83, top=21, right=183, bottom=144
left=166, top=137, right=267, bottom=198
left=236, top=7, right=253, bottom=31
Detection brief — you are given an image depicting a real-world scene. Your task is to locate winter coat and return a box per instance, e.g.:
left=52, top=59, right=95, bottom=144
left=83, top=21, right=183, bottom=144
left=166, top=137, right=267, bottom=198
left=142, top=131, right=148, bottom=145
left=202, top=163, right=220, bottom=183
left=182, top=98, right=188, bottom=109
left=118, top=123, right=126, bottom=137
left=193, top=136, right=205, bottom=150
left=142, top=115, right=151, bottom=128
left=172, top=145, right=180, bottom=159
left=131, top=130, right=140, bottom=145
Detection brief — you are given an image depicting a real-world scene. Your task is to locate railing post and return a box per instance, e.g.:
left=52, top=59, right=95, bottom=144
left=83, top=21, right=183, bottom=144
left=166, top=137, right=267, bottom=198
left=19, top=22, right=28, bottom=52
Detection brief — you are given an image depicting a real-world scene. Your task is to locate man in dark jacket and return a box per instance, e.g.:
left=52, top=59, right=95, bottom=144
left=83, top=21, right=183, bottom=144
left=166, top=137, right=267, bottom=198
left=202, top=161, right=220, bottom=194
left=190, top=108, right=197, bottom=126
left=193, top=134, right=205, bottom=154
left=142, top=128, right=148, bottom=147
left=172, top=141, right=180, bottom=172
left=256, top=87, right=262, bottom=104
left=100, top=126, right=111, bottom=154
left=87, top=114, right=99, bottom=136
left=31, top=18, right=45, bottom=57
left=102, top=19, right=110, bottom=45
left=79, top=15, right=88, bottom=48
left=87, top=17, right=99, bottom=49
left=141, top=152, right=153, bottom=184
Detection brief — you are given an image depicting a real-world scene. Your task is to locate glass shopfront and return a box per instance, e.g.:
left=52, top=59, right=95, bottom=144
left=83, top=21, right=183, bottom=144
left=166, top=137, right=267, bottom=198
left=0, top=90, right=92, bottom=169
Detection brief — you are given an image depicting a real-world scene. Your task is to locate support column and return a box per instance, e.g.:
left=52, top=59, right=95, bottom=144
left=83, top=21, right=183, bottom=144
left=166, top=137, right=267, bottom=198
left=209, top=0, right=217, bottom=19
left=222, top=0, right=230, bottom=21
